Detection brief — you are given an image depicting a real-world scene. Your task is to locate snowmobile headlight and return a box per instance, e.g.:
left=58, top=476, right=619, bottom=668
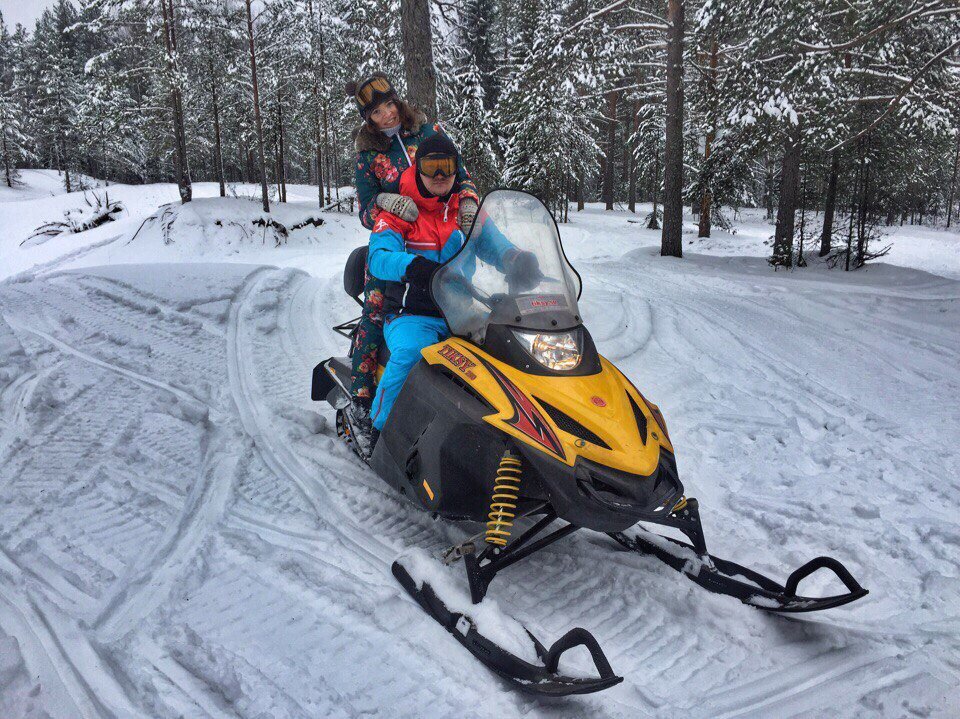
left=513, top=330, right=582, bottom=371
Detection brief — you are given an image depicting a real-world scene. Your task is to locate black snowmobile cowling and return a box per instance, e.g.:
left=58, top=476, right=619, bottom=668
left=311, top=189, right=868, bottom=697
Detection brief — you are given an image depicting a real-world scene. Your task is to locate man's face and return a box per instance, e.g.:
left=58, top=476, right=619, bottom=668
left=420, top=171, right=455, bottom=197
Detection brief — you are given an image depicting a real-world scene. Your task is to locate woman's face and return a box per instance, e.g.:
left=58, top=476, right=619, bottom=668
left=369, top=100, right=400, bottom=130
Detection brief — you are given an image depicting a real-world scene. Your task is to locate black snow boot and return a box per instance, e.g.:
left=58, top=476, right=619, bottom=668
left=345, top=399, right=378, bottom=460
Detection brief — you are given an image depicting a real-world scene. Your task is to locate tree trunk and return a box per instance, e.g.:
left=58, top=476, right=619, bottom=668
left=855, top=159, right=871, bottom=267
left=649, top=144, right=661, bottom=230
left=277, top=88, right=287, bottom=203
left=245, top=0, right=270, bottom=212
left=61, top=131, right=72, bottom=193
left=819, top=151, right=840, bottom=256
left=576, top=180, right=584, bottom=211
left=660, top=0, right=685, bottom=257
left=771, top=123, right=801, bottom=268
left=765, top=165, right=774, bottom=219
left=697, top=39, right=718, bottom=238
left=845, top=163, right=859, bottom=271
left=308, top=0, right=326, bottom=207
left=400, top=0, right=438, bottom=119
left=603, top=90, right=620, bottom=210
left=333, top=133, right=342, bottom=201
left=948, top=132, right=960, bottom=228
left=209, top=59, right=226, bottom=198
left=627, top=100, right=639, bottom=213
left=160, top=0, right=191, bottom=203
left=2, top=122, right=11, bottom=188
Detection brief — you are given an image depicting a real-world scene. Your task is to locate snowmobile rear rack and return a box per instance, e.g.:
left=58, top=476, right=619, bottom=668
left=610, top=498, right=868, bottom=613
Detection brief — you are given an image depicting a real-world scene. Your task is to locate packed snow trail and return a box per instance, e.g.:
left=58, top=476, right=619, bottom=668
left=0, top=213, right=958, bottom=715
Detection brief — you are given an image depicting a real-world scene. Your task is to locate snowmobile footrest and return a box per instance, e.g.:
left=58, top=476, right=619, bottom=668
left=392, top=560, right=623, bottom=696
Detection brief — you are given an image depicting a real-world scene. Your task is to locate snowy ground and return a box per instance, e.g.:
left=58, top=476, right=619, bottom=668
left=1, top=172, right=958, bottom=717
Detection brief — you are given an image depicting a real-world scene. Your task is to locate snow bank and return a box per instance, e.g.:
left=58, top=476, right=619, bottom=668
left=131, top=197, right=328, bottom=253
left=0, top=169, right=103, bottom=203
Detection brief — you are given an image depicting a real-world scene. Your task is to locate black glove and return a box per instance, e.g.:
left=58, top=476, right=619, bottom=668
left=402, top=256, right=442, bottom=314
left=505, top=250, right=542, bottom=291
left=404, top=256, right=441, bottom=288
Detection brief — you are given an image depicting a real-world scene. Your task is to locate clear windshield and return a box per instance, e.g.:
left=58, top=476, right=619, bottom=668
left=432, top=190, right=582, bottom=343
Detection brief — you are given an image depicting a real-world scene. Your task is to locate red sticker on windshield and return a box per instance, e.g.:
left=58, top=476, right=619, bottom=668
left=517, top=295, right=569, bottom=315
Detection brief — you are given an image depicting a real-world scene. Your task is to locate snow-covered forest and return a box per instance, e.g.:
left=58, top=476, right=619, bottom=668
left=2, top=0, right=960, bottom=267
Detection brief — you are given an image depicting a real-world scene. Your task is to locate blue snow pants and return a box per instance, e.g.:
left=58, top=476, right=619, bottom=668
left=371, top=314, right=450, bottom=431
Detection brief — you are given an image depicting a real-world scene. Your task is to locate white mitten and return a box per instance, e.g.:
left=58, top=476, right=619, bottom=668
left=375, top=193, right=419, bottom=222
left=458, top=198, right=479, bottom=234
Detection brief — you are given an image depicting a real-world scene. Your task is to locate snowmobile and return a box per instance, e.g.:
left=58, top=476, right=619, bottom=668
left=311, top=189, right=868, bottom=696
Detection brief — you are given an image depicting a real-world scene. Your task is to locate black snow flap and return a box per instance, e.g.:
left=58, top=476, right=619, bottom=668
left=312, top=359, right=335, bottom=402
left=392, top=561, right=623, bottom=697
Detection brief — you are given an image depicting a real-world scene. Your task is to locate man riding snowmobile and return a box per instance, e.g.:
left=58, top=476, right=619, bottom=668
left=348, top=133, right=538, bottom=454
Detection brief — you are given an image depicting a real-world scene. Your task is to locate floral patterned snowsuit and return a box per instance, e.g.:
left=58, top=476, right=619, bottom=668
left=351, top=121, right=478, bottom=403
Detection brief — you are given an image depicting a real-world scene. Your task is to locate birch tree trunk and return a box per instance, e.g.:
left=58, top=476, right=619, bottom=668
left=661, top=0, right=685, bottom=257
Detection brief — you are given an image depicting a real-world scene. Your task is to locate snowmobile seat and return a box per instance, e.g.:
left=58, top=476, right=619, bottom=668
left=344, top=245, right=368, bottom=302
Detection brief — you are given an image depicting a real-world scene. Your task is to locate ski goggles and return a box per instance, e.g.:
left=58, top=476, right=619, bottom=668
left=356, top=76, right=394, bottom=109
left=417, top=153, right=457, bottom=179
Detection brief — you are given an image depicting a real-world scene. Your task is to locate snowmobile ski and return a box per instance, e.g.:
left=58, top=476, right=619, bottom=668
left=392, top=559, right=623, bottom=696
left=610, top=498, right=868, bottom=613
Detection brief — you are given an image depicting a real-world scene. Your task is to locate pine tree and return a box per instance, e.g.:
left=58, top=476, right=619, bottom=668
left=0, top=13, right=28, bottom=187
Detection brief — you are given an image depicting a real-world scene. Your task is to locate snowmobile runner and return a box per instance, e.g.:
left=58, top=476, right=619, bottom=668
left=312, top=189, right=868, bottom=696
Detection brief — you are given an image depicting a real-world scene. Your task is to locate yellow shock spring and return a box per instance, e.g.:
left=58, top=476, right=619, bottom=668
left=486, top=451, right=523, bottom=547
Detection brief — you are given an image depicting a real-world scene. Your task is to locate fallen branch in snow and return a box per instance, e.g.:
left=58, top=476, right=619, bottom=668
left=825, top=242, right=892, bottom=269
left=286, top=215, right=326, bottom=231
left=23, top=191, right=124, bottom=247
left=321, top=197, right=355, bottom=213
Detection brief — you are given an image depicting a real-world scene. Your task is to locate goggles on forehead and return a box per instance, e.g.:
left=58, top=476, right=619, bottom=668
left=417, top=153, right=457, bottom=179
left=356, top=76, right=394, bottom=107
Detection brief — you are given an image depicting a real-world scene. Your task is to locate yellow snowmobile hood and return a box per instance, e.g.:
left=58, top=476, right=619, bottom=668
left=421, top=337, right=672, bottom=475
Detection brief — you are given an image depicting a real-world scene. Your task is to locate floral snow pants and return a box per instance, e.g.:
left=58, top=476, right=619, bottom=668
left=350, top=269, right=386, bottom=405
